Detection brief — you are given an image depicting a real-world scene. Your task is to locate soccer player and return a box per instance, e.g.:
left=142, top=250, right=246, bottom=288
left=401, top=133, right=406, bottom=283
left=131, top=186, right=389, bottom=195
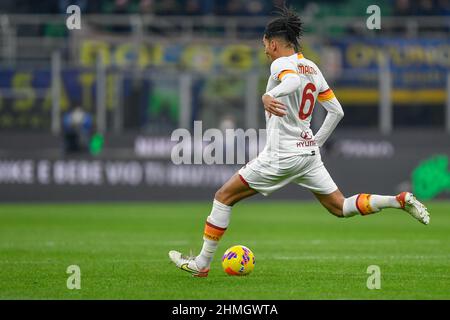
left=169, top=7, right=430, bottom=277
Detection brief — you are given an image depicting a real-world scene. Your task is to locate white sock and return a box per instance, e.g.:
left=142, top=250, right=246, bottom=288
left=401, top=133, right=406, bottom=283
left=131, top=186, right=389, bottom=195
left=195, top=199, right=231, bottom=269
left=195, top=239, right=218, bottom=269
left=343, top=194, right=400, bottom=217
left=206, top=199, right=232, bottom=228
left=370, top=195, right=401, bottom=210
left=343, top=195, right=360, bottom=217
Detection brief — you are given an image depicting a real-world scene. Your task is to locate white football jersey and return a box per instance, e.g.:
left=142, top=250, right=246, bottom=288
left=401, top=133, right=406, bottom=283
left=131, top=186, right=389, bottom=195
left=264, top=53, right=336, bottom=156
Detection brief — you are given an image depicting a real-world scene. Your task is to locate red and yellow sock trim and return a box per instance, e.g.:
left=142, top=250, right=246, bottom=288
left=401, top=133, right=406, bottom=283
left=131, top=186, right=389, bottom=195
left=396, top=192, right=407, bottom=209
left=204, top=221, right=226, bottom=241
left=355, top=193, right=374, bottom=215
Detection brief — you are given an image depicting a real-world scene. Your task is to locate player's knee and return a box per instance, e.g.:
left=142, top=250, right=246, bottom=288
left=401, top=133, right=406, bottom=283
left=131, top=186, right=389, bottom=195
left=333, top=205, right=345, bottom=218
left=214, top=188, right=233, bottom=206
left=214, top=188, right=226, bottom=203
left=320, top=200, right=342, bottom=217
left=331, top=194, right=345, bottom=217
left=323, top=199, right=344, bottom=218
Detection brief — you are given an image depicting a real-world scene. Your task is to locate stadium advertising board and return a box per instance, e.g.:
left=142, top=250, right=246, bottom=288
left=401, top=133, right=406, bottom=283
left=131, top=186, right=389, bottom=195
left=0, top=132, right=448, bottom=202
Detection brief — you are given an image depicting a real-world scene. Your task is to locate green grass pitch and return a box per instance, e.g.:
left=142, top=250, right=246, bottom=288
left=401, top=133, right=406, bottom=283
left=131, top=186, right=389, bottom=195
left=0, top=201, right=449, bottom=299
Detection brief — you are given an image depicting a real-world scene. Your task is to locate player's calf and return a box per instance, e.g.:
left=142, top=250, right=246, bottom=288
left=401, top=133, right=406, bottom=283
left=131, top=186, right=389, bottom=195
left=314, top=190, right=345, bottom=218
left=214, top=173, right=258, bottom=206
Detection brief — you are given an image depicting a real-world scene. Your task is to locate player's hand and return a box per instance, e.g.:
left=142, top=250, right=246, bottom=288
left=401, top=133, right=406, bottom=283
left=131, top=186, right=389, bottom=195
left=262, top=94, right=287, bottom=117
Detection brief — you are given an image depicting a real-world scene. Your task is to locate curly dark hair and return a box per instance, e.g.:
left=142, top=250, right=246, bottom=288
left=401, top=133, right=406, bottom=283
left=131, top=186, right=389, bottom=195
left=263, top=5, right=303, bottom=51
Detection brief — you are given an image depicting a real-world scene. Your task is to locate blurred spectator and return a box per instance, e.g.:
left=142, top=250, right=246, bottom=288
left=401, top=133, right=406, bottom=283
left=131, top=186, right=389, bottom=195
left=217, top=0, right=245, bottom=16
left=34, top=0, right=57, bottom=13
left=156, top=0, right=181, bottom=15
left=112, top=0, right=131, bottom=14
left=198, top=0, right=215, bottom=15
left=58, top=0, right=88, bottom=13
left=185, top=0, right=202, bottom=15
left=62, top=106, right=93, bottom=154
left=246, top=0, right=268, bottom=16
left=139, top=0, right=155, bottom=15
left=416, top=0, right=439, bottom=15
left=102, top=0, right=136, bottom=32
left=437, top=0, right=450, bottom=14
left=393, top=0, right=414, bottom=16
left=101, top=0, right=138, bottom=14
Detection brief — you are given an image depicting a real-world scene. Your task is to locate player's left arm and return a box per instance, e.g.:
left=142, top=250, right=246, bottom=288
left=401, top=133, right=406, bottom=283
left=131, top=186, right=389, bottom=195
left=314, top=74, right=345, bottom=147
left=262, top=57, right=301, bottom=117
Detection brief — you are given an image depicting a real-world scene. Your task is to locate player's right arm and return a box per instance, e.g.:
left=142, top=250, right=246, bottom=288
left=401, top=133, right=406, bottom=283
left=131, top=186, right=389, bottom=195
left=262, top=57, right=301, bottom=117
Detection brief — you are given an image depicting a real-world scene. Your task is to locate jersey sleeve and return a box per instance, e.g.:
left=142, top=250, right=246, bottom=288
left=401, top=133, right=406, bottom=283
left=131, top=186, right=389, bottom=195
left=270, top=57, right=298, bottom=82
left=316, top=70, right=336, bottom=103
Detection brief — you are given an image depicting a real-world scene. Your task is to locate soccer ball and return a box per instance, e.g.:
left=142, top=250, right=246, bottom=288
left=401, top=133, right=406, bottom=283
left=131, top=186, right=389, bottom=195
left=221, top=245, right=255, bottom=276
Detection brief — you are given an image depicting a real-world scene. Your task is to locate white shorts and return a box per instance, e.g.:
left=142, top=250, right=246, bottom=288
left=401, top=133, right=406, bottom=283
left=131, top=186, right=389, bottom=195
left=238, top=151, right=338, bottom=196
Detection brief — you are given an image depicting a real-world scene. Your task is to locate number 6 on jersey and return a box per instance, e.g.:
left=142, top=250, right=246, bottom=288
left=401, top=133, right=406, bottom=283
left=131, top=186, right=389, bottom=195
left=299, top=82, right=316, bottom=120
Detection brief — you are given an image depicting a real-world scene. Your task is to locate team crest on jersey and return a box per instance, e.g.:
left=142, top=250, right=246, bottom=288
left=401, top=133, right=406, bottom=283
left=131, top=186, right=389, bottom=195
left=300, top=130, right=313, bottom=140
